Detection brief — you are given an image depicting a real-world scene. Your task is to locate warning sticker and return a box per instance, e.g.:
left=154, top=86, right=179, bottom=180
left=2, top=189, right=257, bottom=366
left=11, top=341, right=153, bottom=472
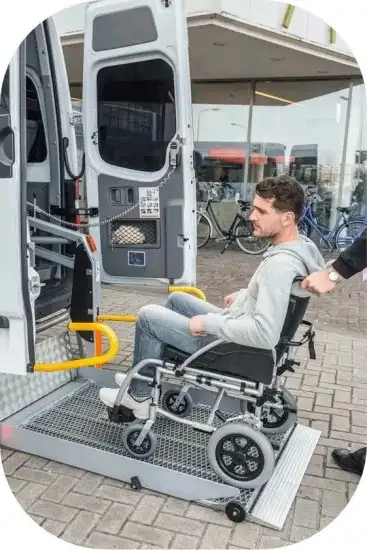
left=139, top=187, right=160, bottom=218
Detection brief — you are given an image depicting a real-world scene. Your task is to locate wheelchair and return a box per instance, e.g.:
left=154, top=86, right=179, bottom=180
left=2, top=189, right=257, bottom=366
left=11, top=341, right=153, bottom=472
left=103, top=286, right=316, bottom=491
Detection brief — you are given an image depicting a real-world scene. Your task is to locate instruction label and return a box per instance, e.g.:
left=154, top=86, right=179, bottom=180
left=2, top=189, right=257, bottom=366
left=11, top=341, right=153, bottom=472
left=139, top=187, right=160, bottom=218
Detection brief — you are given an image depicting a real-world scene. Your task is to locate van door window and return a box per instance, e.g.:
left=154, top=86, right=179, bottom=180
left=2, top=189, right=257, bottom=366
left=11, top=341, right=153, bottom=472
left=97, top=59, right=176, bottom=173
left=26, top=76, right=47, bottom=163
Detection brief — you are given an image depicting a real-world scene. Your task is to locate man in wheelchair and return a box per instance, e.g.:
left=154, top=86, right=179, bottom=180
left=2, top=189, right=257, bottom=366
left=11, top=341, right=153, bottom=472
left=100, top=175, right=325, bottom=421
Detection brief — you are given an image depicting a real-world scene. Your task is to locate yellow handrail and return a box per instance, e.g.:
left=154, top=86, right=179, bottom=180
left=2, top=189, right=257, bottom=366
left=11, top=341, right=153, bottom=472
left=168, top=286, right=206, bottom=301
left=34, top=322, right=119, bottom=372
left=93, top=287, right=206, bottom=368
left=98, top=314, right=137, bottom=323
left=95, top=314, right=137, bottom=369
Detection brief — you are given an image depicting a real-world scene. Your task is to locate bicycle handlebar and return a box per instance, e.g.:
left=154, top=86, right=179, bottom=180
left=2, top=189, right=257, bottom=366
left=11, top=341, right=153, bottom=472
left=305, top=193, right=323, bottom=204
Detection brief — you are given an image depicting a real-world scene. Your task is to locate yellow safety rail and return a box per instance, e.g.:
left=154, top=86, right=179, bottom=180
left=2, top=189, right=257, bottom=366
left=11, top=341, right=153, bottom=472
left=95, top=314, right=137, bottom=369
left=34, top=322, right=119, bottom=372
left=168, top=286, right=206, bottom=301
left=94, top=286, right=206, bottom=368
left=98, top=314, right=137, bottom=323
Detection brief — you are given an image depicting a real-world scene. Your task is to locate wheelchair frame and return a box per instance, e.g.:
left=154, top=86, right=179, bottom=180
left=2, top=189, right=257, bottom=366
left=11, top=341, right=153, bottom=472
left=107, top=305, right=317, bottom=493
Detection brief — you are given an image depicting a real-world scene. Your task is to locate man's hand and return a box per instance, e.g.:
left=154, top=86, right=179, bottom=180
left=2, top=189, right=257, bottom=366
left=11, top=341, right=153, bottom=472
left=224, top=292, right=239, bottom=307
left=301, top=271, right=336, bottom=294
left=189, top=315, right=206, bottom=336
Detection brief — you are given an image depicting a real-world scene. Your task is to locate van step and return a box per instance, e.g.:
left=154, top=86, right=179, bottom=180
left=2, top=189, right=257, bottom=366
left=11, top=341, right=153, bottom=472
left=36, top=310, right=70, bottom=333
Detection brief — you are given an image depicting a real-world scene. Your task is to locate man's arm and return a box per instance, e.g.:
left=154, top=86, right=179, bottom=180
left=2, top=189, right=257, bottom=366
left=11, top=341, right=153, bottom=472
left=331, top=227, right=367, bottom=278
left=201, top=260, right=296, bottom=350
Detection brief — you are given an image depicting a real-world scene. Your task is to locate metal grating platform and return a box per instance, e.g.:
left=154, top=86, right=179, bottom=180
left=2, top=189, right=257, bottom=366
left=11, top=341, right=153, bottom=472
left=20, top=381, right=292, bottom=512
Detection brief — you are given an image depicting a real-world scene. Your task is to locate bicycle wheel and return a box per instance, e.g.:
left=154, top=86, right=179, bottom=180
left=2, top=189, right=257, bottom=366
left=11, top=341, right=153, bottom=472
left=234, top=218, right=270, bottom=255
left=197, top=212, right=211, bottom=248
left=298, top=218, right=311, bottom=238
left=335, top=219, right=366, bottom=253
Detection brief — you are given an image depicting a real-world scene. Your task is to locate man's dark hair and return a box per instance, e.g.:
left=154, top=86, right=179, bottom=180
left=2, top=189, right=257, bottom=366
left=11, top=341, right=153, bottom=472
left=255, top=175, right=305, bottom=222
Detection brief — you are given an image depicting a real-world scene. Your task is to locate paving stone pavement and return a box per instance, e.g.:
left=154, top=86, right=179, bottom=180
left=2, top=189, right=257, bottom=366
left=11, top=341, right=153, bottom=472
left=196, top=248, right=367, bottom=336
left=1, top=248, right=367, bottom=549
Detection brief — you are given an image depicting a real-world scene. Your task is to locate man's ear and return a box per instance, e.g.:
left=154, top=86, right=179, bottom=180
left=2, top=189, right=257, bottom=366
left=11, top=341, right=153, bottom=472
left=283, top=211, right=295, bottom=227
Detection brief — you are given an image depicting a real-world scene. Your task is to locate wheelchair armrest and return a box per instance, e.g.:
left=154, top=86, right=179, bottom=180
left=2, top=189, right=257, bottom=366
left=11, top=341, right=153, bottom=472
left=166, top=340, right=276, bottom=386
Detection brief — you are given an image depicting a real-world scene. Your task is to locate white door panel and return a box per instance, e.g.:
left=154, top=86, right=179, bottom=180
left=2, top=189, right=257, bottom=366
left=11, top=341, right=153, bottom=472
left=0, top=52, right=36, bottom=375
left=83, top=0, right=196, bottom=287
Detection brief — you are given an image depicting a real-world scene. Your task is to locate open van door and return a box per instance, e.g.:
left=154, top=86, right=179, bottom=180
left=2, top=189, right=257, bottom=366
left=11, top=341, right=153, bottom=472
left=83, top=0, right=196, bottom=287
left=0, top=50, right=37, bottom=375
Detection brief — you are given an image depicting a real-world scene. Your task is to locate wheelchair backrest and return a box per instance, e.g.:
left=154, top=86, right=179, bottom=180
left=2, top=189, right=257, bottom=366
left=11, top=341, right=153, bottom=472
left=275, top=294, right=310, bottom=359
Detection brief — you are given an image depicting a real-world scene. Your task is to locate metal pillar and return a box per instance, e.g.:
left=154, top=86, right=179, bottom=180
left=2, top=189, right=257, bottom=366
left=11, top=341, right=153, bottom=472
left=242, top=81, right=255, bottom=201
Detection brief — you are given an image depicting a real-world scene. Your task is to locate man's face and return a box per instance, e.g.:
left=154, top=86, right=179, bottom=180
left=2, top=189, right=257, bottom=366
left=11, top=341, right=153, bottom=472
left=248, top=194, right=295, bottom=238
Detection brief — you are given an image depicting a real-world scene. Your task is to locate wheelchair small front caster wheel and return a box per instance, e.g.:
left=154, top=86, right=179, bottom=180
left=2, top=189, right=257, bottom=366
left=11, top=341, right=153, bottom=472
left=123, top=424, right=157, bottom=460
left=162, top=389, right=193, bottom=418
left=225, top=501, right=246, bottom=523
left=208, top=423, right=275, bottom=489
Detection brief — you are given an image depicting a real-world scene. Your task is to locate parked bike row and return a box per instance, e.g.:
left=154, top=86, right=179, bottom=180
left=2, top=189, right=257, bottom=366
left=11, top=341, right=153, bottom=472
left=196, top=182, right=367, bottom=256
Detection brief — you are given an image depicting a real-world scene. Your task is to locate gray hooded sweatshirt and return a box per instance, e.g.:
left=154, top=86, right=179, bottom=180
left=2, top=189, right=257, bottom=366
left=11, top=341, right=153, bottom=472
left=202, top=236, right=326, bottom=350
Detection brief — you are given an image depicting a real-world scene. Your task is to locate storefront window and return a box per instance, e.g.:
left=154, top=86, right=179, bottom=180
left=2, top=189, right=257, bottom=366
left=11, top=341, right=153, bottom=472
left=343, top=81, right=367, bottom=217
left=250, top=80, right=352, bottom=226
left=192, top=82, right=253, bottom=227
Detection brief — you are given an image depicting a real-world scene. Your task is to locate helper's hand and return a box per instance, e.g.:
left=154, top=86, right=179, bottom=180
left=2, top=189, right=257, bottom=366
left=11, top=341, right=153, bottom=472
left=301, top=271, right=336, bottom=294
left=189, top=316, right=206, bottom=336
left=224, top=292, right=239, bottom=307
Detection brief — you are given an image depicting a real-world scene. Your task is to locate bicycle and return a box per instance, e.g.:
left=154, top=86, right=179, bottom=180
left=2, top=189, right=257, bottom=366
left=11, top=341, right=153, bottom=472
left=196, top=182, right=270, bottom=255
left=298, top=189, right=367, bottom=253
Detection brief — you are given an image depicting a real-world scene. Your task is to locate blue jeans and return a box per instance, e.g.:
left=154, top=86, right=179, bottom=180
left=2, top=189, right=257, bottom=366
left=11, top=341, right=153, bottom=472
left=130, top=292, right=222, bottom=397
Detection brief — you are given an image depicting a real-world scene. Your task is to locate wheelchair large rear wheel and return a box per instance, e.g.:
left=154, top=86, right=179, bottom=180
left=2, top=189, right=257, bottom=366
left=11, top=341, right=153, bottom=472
left=240, top=388, right=297, bottom=434
left=208, top=424, right=275, bottom=489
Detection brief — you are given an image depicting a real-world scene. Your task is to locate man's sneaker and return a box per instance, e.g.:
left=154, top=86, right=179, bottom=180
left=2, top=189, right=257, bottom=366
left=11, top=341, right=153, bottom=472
left=331, top=448, right=364, bottom=476
left=99, top=387, right=151, bottom=420
left=115, top=373, right=127, bottom=386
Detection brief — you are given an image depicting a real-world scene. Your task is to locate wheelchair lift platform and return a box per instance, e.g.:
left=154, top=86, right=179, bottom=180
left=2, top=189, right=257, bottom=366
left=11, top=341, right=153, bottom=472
left=1, top=368, right=321, bottom=531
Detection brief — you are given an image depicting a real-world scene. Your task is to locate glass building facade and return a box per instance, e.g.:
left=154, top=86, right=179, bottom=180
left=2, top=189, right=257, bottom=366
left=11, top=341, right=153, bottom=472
left=193, top=78, right=367, bottom=227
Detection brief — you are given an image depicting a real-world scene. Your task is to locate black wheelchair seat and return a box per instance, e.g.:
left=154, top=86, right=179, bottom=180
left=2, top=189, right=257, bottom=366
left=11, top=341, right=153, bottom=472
left=162, top=293, right=313, bottom=386
left=163, top=343, right=275, bottom=385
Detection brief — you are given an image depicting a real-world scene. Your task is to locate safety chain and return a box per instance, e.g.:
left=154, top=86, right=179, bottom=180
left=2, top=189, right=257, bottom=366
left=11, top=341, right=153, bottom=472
left=26, top=167, right=176, bottom=230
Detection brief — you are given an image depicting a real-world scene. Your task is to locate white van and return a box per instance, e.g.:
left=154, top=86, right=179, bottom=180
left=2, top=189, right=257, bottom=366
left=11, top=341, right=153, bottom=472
left=0, top=0, right=197, bottom=376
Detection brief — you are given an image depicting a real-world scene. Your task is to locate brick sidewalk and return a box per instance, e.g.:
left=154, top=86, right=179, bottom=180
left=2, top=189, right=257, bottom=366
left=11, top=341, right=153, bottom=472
left=196, top=248, right=367, bottom=335
left=1, top=249, right=367, bottom=549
